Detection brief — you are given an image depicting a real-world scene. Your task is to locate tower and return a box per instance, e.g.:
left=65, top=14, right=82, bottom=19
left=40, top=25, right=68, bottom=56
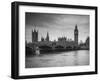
left=74, top=24, right=78, bottom=46
left=85, top=37, right=89, bottom=49
left=32, top=28, right=38, bottom=42
left=41, top=37, right=44, bottom=41
left=46, top=32, right=49, bottom=41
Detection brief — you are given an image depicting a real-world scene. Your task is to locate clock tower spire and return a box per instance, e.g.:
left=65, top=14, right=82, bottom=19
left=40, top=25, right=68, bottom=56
left=74, top=24, right=78, bottom=46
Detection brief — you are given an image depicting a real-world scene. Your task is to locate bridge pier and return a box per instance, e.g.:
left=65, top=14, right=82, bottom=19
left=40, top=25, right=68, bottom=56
left=35, top=46, right=40, bottom=55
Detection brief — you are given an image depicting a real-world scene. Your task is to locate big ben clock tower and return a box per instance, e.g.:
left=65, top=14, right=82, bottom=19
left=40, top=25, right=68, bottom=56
left=74, top=24, right=78, bottom=46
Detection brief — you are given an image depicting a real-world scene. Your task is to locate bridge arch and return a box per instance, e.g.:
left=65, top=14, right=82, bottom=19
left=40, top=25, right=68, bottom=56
left=55, top=45, right=64, bottom=49
left=39, top=45, right=52, bottom=49
left=66, top=46, right=73, bottom=49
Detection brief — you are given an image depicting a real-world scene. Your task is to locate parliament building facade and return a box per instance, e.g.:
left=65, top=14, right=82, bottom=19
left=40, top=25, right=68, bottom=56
left=30, top=25, right=80, bottom=49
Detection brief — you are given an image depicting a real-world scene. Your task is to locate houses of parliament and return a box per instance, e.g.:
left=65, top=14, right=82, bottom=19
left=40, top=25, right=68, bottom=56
left=30, top=25, right=80, bottom=49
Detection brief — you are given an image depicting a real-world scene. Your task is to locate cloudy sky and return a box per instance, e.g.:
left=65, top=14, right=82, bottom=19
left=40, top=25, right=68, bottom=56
left=25, top=12, right=89, bottom=43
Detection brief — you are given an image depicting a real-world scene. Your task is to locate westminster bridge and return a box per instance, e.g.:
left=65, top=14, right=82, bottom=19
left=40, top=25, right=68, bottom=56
left=26, top=41, right=78, bottom=50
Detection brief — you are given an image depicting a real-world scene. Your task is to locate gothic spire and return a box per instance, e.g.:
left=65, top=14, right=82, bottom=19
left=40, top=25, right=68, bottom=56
left=46, top=32, right=49, bottom=41
left=75, top=24, right=77, bottom=29
left=33, top=24, right=36, bottom=32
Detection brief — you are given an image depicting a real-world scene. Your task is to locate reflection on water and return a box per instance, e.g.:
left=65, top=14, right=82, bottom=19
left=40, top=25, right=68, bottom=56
left=25, top=50, right=89, bottom=68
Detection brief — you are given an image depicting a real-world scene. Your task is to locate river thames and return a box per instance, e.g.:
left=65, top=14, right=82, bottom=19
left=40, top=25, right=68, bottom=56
left=25, top=50, right=89, bottom=68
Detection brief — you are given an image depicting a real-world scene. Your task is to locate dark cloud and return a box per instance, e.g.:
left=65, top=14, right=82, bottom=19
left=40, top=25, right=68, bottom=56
left=25, top=12, right=58, bottom=28
left=26, top=13, right=89, bottom=28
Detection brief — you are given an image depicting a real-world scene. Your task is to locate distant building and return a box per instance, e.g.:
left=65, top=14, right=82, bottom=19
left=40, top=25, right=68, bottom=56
left=58, top=37, right=66, bottom=42
left=46, top=32, right=49, bottom=41
left=85, top=37, right=89, bottom=49
left=74, top=24, right=78, bottom=46
left=79, top=37, right=89, bottom=49
left=41, top=37, right=45, bottom=42
left=32, top=28, right=38, bottom=42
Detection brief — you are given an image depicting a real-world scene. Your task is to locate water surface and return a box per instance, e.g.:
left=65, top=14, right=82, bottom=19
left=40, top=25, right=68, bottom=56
left=26, top=50, right=89, bottom=68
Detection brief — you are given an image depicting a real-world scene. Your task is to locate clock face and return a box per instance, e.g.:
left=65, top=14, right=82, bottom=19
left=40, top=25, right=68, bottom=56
left=75, top=31, right=78, bottom=34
